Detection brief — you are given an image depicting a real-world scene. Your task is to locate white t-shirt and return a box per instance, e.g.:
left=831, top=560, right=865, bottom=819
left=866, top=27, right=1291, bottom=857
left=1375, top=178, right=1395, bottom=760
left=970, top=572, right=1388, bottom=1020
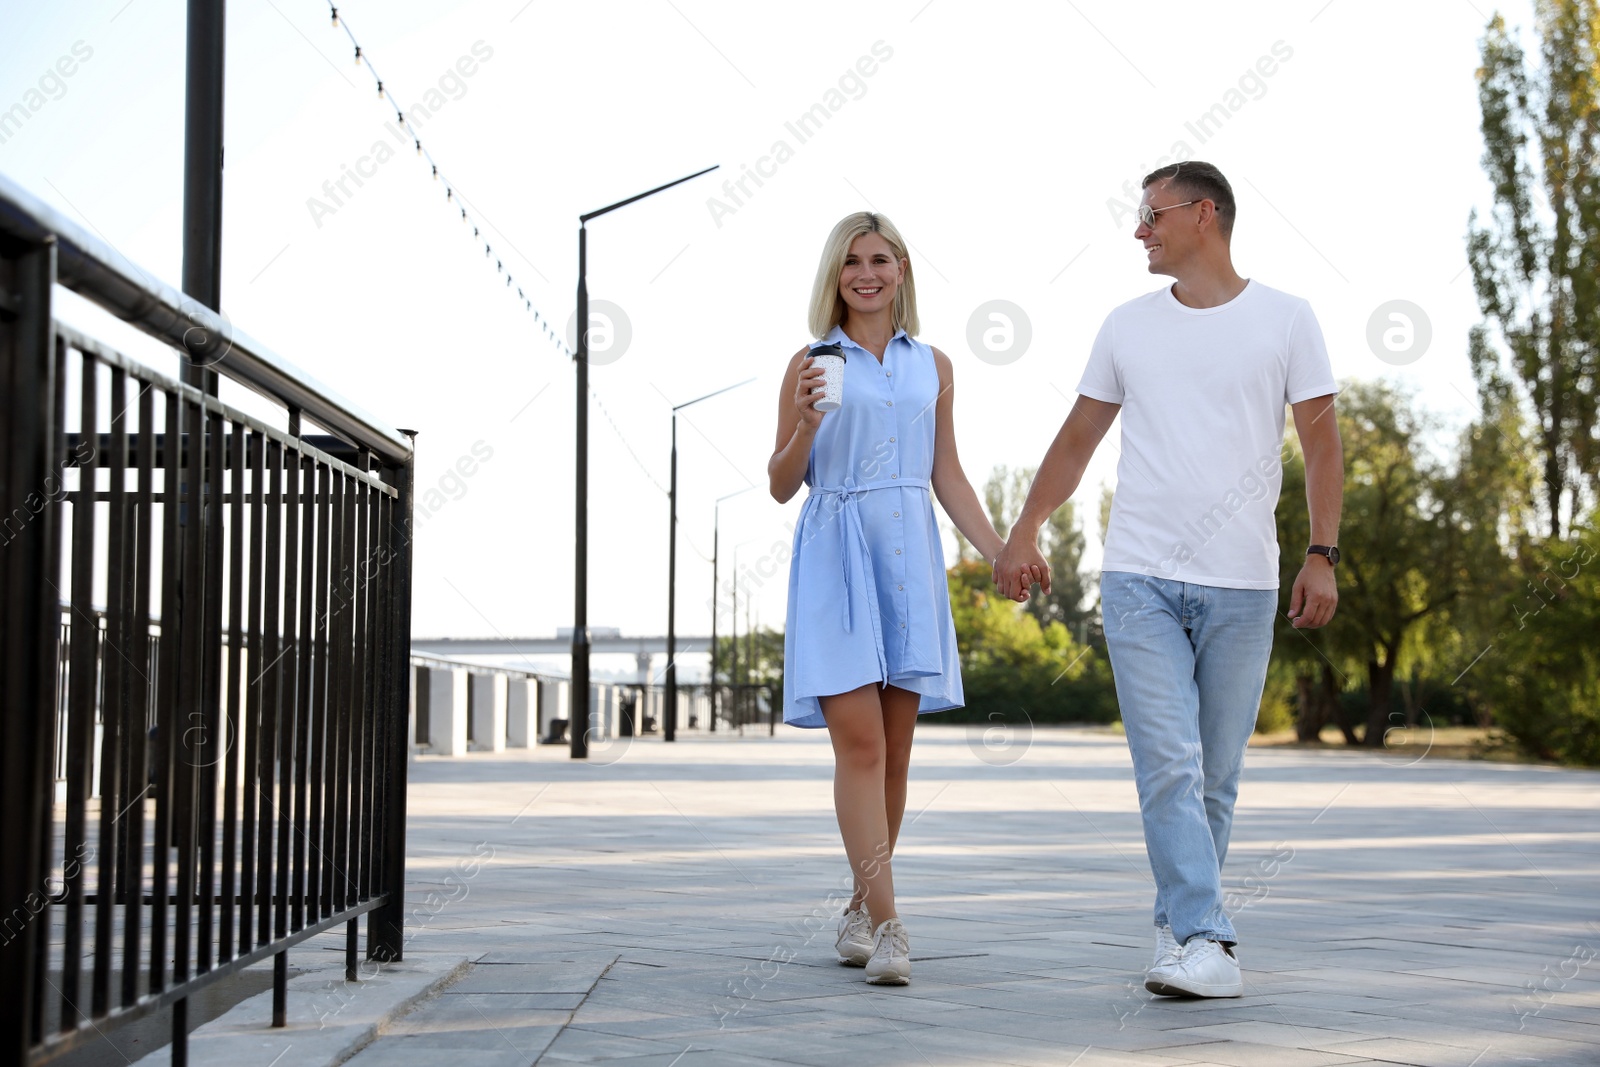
left=1076, top=279, right=1337, bottom=590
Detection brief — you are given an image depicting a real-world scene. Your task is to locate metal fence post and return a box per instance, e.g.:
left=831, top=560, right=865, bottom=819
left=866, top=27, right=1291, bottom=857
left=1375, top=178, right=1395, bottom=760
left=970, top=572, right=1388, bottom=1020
left=0, top=235, right=58, bottom=1067
left=371, top=434, right=415, bottom=962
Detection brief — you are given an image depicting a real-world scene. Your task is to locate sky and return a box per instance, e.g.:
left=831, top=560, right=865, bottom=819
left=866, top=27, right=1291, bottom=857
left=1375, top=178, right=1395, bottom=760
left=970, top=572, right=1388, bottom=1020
left=0, top=0, right=1528, bottom=679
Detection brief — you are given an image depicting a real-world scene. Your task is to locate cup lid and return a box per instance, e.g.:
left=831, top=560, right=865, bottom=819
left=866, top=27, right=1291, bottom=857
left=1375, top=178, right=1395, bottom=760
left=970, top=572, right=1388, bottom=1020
left=810, top=342, right=845, bottom=360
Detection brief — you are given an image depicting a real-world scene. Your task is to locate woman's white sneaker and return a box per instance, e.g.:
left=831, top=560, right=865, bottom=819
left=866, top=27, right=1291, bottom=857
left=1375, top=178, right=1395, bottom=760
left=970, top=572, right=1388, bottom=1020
left=1144, top=938, right=1242, bottom=998
left=864, top=918, right=911, bottom=985
left=835, top=907, right=873, bottom=966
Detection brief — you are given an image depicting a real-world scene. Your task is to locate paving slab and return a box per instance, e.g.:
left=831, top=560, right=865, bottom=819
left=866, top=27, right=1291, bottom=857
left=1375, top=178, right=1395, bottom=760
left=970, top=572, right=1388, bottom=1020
left=109, top=727, right=1600, bottom=1066
left=127, top=949, right=471, bottom=1066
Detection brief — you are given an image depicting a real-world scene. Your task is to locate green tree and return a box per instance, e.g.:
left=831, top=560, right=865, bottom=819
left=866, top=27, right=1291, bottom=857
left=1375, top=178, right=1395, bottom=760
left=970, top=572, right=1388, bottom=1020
left=1469, top=2, right=1600, bottom=537
left=981, top=465, right=1094, bottom=640
left=712, top=626, right=784, bottom=724
left=1338, top=382, right=1466, bottom=746
left=1272, top=434, right=1360, bottom=742
left=1273, top=382, right=1482, bottom=747
left=1419, top=377, right=1542, bottom=722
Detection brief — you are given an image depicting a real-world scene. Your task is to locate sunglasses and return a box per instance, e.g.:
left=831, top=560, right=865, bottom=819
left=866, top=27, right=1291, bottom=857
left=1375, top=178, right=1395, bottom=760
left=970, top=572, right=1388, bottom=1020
left=1136, top=200, right=1197, bottom=227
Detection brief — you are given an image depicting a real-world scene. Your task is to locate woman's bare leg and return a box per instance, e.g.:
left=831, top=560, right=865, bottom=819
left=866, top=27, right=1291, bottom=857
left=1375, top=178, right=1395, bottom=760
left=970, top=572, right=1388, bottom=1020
left=881, top=685, right=921, bottom=856
left=822, top=684, right=896, bottom=921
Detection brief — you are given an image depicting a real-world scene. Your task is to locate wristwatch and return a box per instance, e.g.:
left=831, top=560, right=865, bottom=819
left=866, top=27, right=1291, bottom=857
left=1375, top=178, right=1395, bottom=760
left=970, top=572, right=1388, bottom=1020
left=1307, top=545, right=1340, bottom=566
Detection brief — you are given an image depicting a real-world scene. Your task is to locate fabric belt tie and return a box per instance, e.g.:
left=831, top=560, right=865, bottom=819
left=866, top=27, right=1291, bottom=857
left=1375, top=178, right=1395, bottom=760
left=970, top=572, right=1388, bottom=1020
left=805, top=477, right=931, bottom=682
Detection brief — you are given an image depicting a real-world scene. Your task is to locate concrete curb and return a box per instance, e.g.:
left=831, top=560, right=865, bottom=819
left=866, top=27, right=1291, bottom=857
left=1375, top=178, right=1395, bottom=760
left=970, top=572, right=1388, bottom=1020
left=130, top=952, right=472, bottom=1066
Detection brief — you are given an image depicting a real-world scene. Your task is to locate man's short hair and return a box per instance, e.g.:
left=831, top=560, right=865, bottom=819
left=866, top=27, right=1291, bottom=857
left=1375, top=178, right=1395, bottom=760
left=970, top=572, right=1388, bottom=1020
left=1141, top=161, right=1236, bottom=239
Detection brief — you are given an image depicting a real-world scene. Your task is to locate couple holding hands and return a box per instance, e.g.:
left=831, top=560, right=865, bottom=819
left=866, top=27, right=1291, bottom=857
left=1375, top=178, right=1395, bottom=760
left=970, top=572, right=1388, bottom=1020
left=768, top=161, right=1344, bottom=995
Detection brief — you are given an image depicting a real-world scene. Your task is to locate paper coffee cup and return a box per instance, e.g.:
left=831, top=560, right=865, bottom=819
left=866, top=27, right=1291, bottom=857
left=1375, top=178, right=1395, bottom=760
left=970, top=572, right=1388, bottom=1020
left=810, top=343, right=846, bottom=412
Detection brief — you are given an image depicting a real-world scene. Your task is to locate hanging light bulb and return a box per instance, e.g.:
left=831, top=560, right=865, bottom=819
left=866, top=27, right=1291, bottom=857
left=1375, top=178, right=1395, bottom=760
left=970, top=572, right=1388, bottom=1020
left=446, top=188, right=453, bottom=201
left=376, top=80, right=384, bottom=98
left=415, top=139, right=422, bottom=155
left=331, top=6, right=339, bottom=27
left=354, top=45, right=362, bottom=65
left=460, top=208, right=467, bottom=221
left=431, top=165, right=438, bottom=180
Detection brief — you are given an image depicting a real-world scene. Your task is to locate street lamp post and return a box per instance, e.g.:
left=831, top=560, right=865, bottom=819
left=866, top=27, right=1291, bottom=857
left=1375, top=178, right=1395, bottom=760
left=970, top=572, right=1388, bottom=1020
left=570, top=165, right=717, bottom=760
left=709, top=486, right=754, bottom=733
left=181, top=0, right=225, bottom=397
left=665, top=380, right=753, bottom=742
left=729, top=538, right=758, bottom=733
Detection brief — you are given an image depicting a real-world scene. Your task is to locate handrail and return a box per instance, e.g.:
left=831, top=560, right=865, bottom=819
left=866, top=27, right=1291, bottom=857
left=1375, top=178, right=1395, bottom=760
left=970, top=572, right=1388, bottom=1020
left=2, top=169, right=416, bottom=1067
left=0, top=169, right=412, bottom=466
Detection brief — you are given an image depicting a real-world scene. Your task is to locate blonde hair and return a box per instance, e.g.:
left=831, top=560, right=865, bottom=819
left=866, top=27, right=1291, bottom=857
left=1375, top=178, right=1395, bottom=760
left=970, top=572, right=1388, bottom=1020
left=807, top=211, right=919, bottom=340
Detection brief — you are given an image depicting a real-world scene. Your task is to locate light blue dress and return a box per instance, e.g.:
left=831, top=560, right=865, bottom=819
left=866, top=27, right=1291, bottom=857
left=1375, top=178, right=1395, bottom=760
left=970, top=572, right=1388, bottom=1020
left=782, top=325, right=965, bottom=728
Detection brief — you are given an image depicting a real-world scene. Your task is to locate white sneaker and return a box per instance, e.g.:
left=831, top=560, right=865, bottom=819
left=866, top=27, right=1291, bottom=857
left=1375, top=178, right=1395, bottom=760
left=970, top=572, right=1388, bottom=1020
left=835, top=907, right=873, bottom=966
left=864, top=918, right=910, bottom=985
left=1151, top=924, right=1180, bottom=971
left=1145, top=938, right=1242, bottom=998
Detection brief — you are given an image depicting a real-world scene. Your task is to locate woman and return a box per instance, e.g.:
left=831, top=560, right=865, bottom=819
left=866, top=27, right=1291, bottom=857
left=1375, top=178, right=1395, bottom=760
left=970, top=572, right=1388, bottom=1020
left=769, top=211, right=1009, bottom=985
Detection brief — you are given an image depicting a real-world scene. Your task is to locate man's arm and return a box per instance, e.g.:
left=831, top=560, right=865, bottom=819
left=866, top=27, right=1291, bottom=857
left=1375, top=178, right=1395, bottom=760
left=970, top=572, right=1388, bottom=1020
left=993, top=395, right=1121, bottom=601
left=1288, top=393, right=1343, bottom=628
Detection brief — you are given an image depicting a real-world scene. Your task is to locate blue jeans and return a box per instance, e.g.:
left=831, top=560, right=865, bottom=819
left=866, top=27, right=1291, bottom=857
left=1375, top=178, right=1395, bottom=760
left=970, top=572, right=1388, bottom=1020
left=1099, top=571, right=1277, bottom=947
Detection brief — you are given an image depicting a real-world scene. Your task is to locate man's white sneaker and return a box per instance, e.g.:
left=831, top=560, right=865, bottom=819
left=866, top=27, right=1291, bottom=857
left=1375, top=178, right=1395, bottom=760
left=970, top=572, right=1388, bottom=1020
left=1145, top=939, right=1242, bottom=998
left=835, top=907, right=873, bottom=966
left=1152, top=924, right=1181, bottom=971
left=864, top=918, right=911, bottom=985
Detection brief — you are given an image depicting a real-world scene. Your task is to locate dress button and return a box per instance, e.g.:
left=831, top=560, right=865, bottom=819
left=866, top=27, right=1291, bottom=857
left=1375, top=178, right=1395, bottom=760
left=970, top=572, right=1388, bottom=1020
left=891, top=473, right=898, bottom=479
left=893, top=511, right=900, bottom=518
left=886, top=400, right=893, bottom=407
left=889, top=436, right=896, bottom=443
left=895, top=548, right=902, bottom=555
left=897, top=584, right=904, bottom=591
left=886, top=370, right=892, bottom=377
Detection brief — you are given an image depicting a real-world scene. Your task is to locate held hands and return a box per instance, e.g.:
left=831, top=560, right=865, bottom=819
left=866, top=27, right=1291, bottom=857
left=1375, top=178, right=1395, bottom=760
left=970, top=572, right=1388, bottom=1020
left=991, top=533, right=1050, bottom=603
left=794, top=356, right=827, bottom=430
left=1286, top=557, right=1338, bottom=628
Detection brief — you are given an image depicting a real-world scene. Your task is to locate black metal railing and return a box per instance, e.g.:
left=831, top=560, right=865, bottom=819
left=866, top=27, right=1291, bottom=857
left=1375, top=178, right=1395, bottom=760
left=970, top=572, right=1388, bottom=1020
left=0, top=172, right=415, bottom=1066
left=712, top=683, right=779, bottom=735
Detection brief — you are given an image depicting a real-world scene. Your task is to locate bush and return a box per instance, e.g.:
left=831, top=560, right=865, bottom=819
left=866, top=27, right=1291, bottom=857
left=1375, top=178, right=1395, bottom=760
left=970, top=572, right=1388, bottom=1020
left=1255, top=664, right=1297, bottom=734
left=1467, top=523, right=1600, bottom=765
left=944, top=561, right=1120, bottom=725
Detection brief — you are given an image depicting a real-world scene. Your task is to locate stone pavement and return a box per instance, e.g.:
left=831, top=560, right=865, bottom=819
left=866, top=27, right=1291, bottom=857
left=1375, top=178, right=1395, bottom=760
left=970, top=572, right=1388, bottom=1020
left=148, top=724, right=1600, bottom=1066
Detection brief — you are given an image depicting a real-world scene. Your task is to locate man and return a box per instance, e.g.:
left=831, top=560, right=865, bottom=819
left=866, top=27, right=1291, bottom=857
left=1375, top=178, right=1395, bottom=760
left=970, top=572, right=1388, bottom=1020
left=993, top=161, right=1343, bottom=998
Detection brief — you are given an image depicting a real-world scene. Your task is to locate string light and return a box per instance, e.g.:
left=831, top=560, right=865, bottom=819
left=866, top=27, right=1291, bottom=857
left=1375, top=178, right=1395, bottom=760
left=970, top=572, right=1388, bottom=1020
left=591, top=383, right=669, bottom=496
left=323, top=1, right=571, bottom=356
